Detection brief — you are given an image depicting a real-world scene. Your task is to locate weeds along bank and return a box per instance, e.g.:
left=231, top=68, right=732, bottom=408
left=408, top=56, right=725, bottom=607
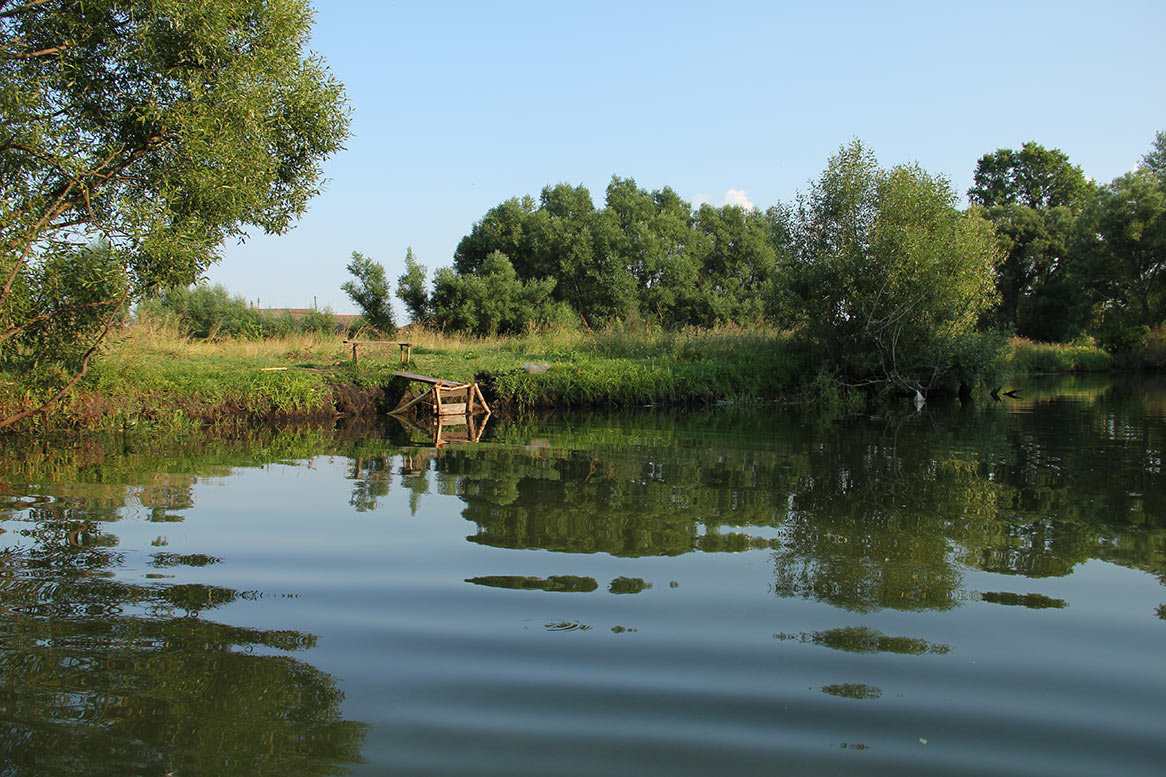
left=0, top=320, right=1118, bottom=434
left=0, top=323, right=806, bottom=432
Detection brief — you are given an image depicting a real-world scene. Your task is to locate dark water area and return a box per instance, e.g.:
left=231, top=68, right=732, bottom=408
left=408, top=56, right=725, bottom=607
left=1, top=375, right=1163, bottom=776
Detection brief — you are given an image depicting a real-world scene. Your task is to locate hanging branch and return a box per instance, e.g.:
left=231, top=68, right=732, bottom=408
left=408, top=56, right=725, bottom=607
left=0, top=285, right=130, bottom=430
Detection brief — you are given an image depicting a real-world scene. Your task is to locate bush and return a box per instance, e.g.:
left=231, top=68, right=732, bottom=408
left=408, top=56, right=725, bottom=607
left=1008, top=338, right=1113, bottom=374
left=141, top=284, right=341, bottom=339
left=776, top=140, right=1004, bottom=393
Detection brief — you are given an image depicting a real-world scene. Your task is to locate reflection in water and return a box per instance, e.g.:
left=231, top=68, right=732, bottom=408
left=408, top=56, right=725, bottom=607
left=544, top=620, right=592, bottom=632
left=821, top=683, right=883, bottom=700
left=467, top=575, right=599, bottom=593
left=774, top=626, right=951, bottom=655
left=979, top=591, right=1068, bottom=609
left=415, top=381, right=1166, bottom=615
left=0, top=477, right=366, bottom=777
left=390, top=410, right=491, bottom=448
left=0, top=376, right=1163, bottom=777
left=465, top=575, right=652, bottom=594
left=608, top=576, right=651, bottom=594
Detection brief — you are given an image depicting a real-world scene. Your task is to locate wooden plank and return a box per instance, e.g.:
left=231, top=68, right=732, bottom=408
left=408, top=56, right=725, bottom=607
left=345, top=340, right=418, bottom=346
left=436, top=403, right=467, bottom=415
left=389, top=386, right=434, bottom=415
left=393, top=371, right=468, bottom=387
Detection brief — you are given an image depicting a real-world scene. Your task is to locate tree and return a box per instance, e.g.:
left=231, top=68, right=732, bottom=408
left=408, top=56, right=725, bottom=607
left=1142, top=130, right=1166, bottom=179
left=1, top=0, right=349, bottom=428
left=1077, top=168, right=1166, bottom=352
left=969, top=142, right=1090, bottom=210
left=603, top=176, right=704, bottom=326
left=692, top=202, right=777, bottom=324
left=396, top=247, right=430, bottom=324
left=341, top=251, right=395, bottom=335
left=431, top=250, right=558, bottom=336
left=968, top=142, right=1092, bottom=335
left=780, top=140, right=1002, bottom=393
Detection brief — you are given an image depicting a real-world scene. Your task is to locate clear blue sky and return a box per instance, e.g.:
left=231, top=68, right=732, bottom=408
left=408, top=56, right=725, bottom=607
left=206, top=0, right=1166, bottom=314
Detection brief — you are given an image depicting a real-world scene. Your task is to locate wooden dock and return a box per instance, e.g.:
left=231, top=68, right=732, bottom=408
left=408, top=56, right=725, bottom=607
left=389, top=371, right=491, bottom=421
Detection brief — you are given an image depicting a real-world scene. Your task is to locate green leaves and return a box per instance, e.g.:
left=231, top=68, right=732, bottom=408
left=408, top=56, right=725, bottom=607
left=341, top=251, right=395, bottom=336
left=431, top=251, right=558, bottom=336
left=1, top=0, right=349, bottom=421
left=779, top=140, right=1002, bottom=392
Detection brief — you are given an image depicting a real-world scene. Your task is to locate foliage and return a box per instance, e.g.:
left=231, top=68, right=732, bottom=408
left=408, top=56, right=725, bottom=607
left=396, top=247, right=430, bottom=324
left=1008, top=337, right=1113, bottom=374
left=968, top=142, right=1093, bottom=334
left=145, top=284, right=266, bottom=338
left=969, top=142, right=1091, bottom=210
left=777, top=140, right=1003, bottom=393
left=0, top=0, right=349, bottom=428
left=2, top=242, right=130, bottom=389
left=1079, top=168, right=1166, bottom=354
left=140, top=283, right=340, bottom=339
left=431, top=251, right=560, bottom=336
left=341, top=251, right=395, bottom=335
left=1142, top=130, right=1166, bottom=179
left=449, top=176, right=778, bottom=329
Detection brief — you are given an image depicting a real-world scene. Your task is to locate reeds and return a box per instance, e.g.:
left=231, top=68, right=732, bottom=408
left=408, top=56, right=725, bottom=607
left=1008, top=337, right=1113, bottom=374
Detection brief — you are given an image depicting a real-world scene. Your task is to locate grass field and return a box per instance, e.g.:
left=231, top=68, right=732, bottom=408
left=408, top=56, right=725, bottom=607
left=0, top=320, right=1116, bottom=433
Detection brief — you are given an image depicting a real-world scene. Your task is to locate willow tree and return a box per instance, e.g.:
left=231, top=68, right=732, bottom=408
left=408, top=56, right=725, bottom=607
left=777, top=140, right=1002, bottom=394
left=0, top=0, right=349, bottom=428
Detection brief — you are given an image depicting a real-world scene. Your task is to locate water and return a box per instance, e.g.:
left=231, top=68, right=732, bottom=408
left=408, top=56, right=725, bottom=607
left=1, top=376, right=1163, bottom=776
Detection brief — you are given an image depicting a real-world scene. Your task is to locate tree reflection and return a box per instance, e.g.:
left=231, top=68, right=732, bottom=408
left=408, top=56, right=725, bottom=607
left=774, top=626, right=950, bottom=655
left=432, top=385, right=1165, bottom=613
left=0, top=467, right=366, bottom=777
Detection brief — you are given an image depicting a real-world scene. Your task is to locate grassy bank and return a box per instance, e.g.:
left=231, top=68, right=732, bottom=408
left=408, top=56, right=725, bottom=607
left=0, top=323, right=1119, bottom=433
left=0, top=322, right=806, bottom=432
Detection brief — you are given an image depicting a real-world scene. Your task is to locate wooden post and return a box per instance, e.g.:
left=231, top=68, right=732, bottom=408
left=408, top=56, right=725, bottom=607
left=351, top=342, right=359, bottom=364
left=473, top=382, right=491, bottom=415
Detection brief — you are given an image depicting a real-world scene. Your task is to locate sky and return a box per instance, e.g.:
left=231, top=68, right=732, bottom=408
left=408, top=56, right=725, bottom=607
left=206, top=0, right=1166, bottom=314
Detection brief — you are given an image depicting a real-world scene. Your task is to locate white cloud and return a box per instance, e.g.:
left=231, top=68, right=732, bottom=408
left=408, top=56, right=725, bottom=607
left=689, top=189, right=756, bottom=211
left=723, top=188, right=755, bottom=210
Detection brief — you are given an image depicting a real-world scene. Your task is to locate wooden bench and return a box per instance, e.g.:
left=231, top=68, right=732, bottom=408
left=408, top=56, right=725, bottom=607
left=344, top=340, right=417, bottom=365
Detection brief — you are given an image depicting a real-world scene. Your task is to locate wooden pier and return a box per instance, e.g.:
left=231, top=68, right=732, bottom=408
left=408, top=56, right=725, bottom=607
left=389, top=371, right=491, bottom=421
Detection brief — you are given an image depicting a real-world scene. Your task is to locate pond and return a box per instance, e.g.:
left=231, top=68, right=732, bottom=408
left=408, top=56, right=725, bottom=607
left=1, top=376, right=1163, bottom=776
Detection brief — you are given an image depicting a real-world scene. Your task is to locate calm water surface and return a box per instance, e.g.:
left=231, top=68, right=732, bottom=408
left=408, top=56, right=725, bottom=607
left=1, top=376, right=1163, bottom=776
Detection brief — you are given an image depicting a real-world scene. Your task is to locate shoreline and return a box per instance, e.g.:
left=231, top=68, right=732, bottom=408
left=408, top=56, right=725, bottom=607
left=0, top=329, right=1125, bottom=435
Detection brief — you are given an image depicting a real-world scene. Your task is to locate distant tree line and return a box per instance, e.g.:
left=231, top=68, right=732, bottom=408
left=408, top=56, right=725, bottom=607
left=140, top=285, right=340, bottom=339
left=358, top=133, right=1164, bottom=392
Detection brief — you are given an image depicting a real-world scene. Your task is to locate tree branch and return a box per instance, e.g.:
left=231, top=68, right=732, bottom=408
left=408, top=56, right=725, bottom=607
left=0, top=297, right=121, bottom=344
left=0, top=285, right=130, bottom=431
left=0, top=0, right=54, bottom=21
left=9, top=44, right=68, bottom=58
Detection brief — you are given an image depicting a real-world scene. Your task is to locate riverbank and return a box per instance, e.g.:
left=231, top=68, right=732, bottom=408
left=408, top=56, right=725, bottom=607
left=0, top=323, right=1118, bottom=433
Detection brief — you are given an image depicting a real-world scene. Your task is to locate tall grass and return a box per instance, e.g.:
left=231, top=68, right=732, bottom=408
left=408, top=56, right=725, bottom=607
left=18, top=318, right=1092, bottom=433
left=1008, top=337, right=1113, bottom=374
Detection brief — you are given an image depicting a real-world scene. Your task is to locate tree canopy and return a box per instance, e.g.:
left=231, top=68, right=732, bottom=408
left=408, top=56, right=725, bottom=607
left=968, top=142, right=1093, bottom=336
left=342, top=251, right=396, bottom=335
left=776, top=140, right=1001, bottom=392
left=1, top=0, right=349, bottom=426
left=447, top=176, right=780, bottom=330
